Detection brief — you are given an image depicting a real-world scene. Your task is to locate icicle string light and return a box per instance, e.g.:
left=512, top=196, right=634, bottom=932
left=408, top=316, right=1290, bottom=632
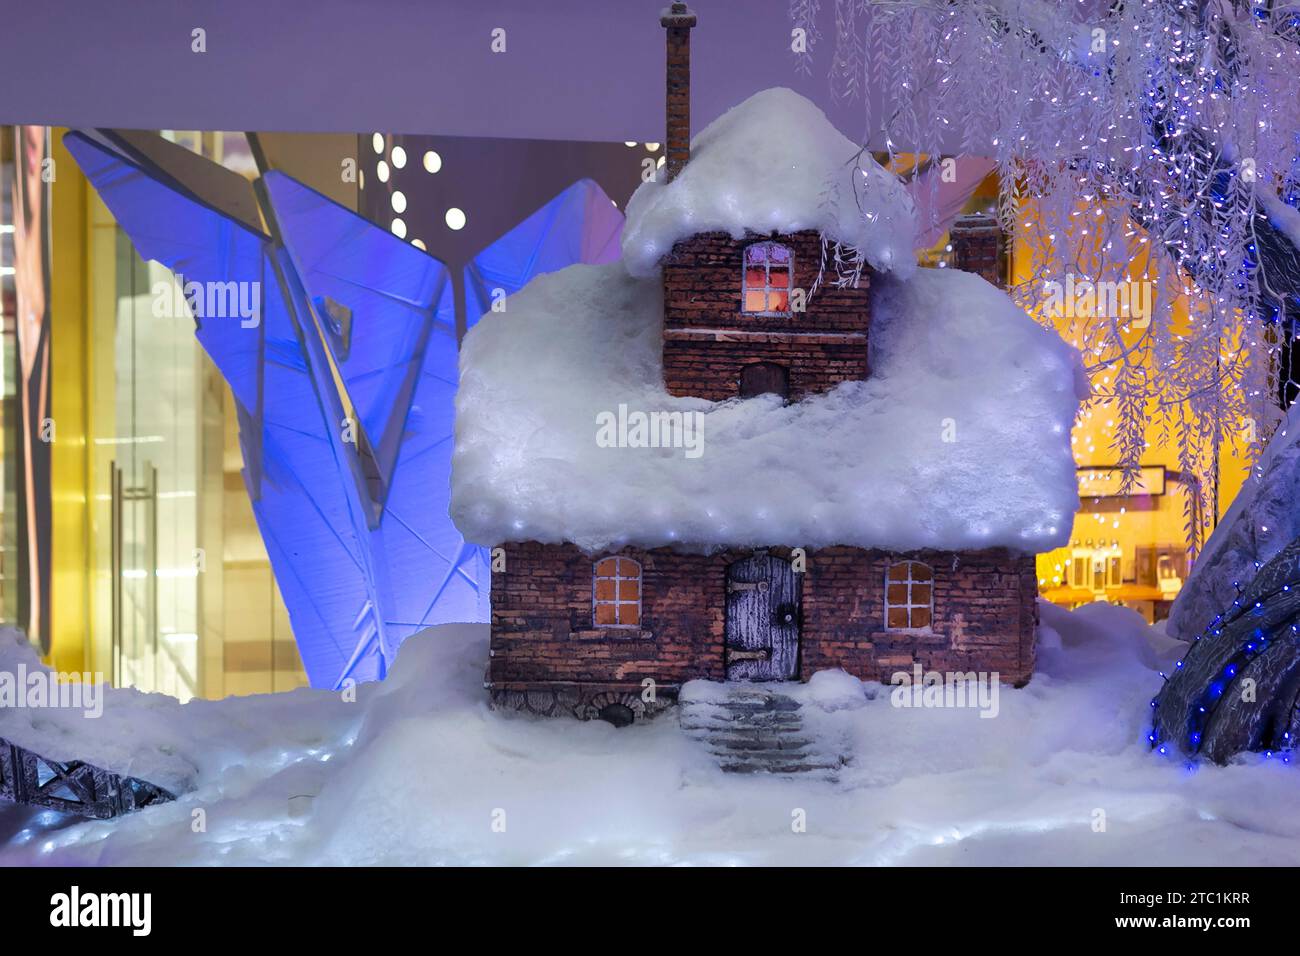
left=798, top=0, right=1300, bottom=553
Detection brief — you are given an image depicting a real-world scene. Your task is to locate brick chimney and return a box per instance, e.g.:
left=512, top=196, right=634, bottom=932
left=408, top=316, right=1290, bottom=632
left=948, top=213, right=1007, bottom=288
left=660, top=2, right=696, bottom=182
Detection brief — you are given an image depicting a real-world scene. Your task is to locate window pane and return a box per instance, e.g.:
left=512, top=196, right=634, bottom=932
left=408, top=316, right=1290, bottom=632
left=911, top=563, right=933, bottom=581
left=744, top=266, right=766, bottom=288
left=911, top=583, right=932, bottom=605
left=766, top=243, right=791, bottom=264
left=887, top=583, right=909, bottom=605
left=617, top=557, right=638, bottom=577
left=743, top=290, right=768, bottom=312
left=767, top=289, right=789, bottom=312
left=619, top=578, right=639, bottom=602
left=887, top=606, right=910, bottom=629
left=620, top=602, right=640, bottom=626
left=595, top=578, right=616, bottom=601
left=595, top=603, right=618, bottom=626
left=595, top=557, right=618, bottom=576
left=911, top=606, right=931, bottom=629
left=888, top=563, right=910, bottom=581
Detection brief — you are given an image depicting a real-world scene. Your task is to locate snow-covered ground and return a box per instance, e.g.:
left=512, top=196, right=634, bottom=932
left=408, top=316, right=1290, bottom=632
left=4, top=603, right=1300, bottom=866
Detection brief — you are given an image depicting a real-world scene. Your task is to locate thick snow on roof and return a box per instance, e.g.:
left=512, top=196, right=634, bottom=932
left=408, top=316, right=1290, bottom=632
left=451, top=261, right=1086, bottom=554
left=621, top=88, right=917, bottom=279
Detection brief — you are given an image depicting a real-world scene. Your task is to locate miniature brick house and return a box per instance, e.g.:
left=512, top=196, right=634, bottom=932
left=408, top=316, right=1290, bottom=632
left=484, top=4, right=1041, bottom=724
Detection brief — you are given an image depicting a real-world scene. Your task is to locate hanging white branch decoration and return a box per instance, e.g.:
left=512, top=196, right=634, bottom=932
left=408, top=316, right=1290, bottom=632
left=795, top=0, right=1300, bottom=553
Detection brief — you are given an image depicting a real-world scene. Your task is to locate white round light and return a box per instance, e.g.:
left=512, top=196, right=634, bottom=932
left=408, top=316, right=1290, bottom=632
left=371, top=133, right=384, bottom=154
left=411, top=238, right=426, bottom=251
left=358, top=169, right=365, bottom=190
left=391, top=145, right=407, bottom=169
left=391, top=217, right=407, bottom=238
left=391, top=190, right=407, bottom=214
left=444, top=207, right=466, bottom=230
left=422, top=150, right=442, bottom=174
left=377, top=160, right=390, bottom=183
left=624, top=141, right=637, bottom=148
left=646, top=142, right=661, bottom=151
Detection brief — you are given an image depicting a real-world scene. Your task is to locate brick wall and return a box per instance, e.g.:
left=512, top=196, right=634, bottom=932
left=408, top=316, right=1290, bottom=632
left=661, top=230, right=872, bottom=402
left=489, top=541, right=1039, bottom=697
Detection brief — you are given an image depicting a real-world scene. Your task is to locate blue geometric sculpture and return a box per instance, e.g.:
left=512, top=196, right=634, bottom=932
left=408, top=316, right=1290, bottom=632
left=449, top=178, right=625, bottom=330
left=64, top=132, right=625, bottom=690
left=65, top=132, right=484, bottom=688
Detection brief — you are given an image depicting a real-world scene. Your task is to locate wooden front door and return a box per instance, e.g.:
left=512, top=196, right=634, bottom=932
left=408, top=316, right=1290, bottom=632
left=725, top=552, right=800, bottom=681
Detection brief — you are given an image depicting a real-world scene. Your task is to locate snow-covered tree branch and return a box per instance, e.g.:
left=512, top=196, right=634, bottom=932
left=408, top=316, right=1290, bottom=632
left=794, top=0, right=1300, bottom=550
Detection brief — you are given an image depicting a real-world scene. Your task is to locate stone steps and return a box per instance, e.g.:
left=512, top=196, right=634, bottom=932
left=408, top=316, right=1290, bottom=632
left=679, top=685, right=846, bottom=779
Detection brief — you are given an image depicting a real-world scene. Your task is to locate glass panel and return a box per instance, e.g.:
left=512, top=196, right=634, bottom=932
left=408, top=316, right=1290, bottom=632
left=595, top=557, right=618, bottom=576
left=766, top=289, right=789, bottom=312
left=743, top=290, right=768, bottom=312
left=912, top=607, right=931, bottom=629
left=595, top=578, right=616, bottom=601
left=888, top=563, right=910, bottom=581
left=619, top=601, right=640, bottom=626
left=911, top=583, right=932, bottom=604
left=595, top=603, right=617, bottom=626
left=619, top=578, right=639, bottom=601
left=911, top=563, right=933, bottom=581
left=887, top=583, right=909, bottom=604
left=887, top=606, right=909, bottom=628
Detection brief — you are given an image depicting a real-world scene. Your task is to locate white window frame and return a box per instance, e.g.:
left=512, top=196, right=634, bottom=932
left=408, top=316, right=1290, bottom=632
left=593, top=556, right=642, bottom=629
left=884, top=561, right=934, bottom=631
left=741, top=241, right=794, bottom=316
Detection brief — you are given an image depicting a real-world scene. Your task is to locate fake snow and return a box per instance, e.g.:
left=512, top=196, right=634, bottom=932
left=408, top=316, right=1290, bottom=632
left=453, top=86, right=1084, bottom=554
left=621, top=88, right=918, bottom=280
left=452, top=262, right=1086, bottom=553
left=6, top=603, right=1300, bottom=866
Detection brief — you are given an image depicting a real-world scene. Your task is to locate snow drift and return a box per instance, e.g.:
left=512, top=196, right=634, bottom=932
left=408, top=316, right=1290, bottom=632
left=9, top=604, right=1300, bottom=866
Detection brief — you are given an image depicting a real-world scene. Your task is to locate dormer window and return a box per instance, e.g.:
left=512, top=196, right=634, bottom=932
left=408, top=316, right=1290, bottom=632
left=742, top=242, right=792, bottom=314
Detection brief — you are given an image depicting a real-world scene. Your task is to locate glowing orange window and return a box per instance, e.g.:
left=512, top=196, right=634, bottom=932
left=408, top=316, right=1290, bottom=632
left=593, top=557, right=641, bottom=628
left=885, top=561, right=933, bottom=630
left=742, top=242, right=793, bottom=314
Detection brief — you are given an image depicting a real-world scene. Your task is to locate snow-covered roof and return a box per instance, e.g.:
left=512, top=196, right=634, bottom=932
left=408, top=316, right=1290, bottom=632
left=621, top=88, right=917, bottom=279
left=451, top=257, right=1086, bottom=554
left=450, top=88, right=1084, bottom=554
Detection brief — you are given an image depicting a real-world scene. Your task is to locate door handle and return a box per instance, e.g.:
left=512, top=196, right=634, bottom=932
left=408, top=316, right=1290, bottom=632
left=726, top=647, right=770, bottom=662
left=727, top=580, right=768, bottom=594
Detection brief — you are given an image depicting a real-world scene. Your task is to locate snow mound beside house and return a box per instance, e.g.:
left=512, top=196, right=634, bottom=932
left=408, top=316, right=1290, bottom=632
left=451, top=261, right=1086, bottom=553
left=621, top=88, right=918, bottom=279
left=12, top=603, right=1300, bottom=866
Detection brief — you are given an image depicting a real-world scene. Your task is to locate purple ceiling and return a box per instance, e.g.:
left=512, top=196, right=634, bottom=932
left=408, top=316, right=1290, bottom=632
left=4, top=0, right=899, bottom=148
